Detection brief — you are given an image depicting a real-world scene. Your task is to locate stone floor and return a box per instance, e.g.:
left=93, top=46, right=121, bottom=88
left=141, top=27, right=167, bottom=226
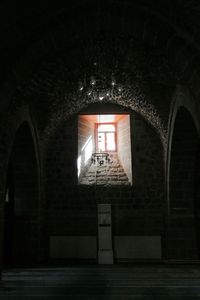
left=1, top=264, right=200, bottom=299
left=80, top=153, right=130, bottom=186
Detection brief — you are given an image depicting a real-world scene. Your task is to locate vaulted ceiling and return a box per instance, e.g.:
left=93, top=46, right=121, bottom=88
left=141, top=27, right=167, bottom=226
left=0, top=0, right=200, bottom=144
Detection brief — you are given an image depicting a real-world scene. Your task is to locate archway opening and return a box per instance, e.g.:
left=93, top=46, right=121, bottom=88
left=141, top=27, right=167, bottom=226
left=46, top=103, right=164, bottom=263
left=77, top=113, right=132, bottom=186
left=168, top=107, right=200, bottom=259
left=3, top=122, right=40, bottom=267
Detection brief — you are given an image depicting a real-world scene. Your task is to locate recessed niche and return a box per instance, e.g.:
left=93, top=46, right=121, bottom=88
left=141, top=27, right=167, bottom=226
left=77, top=114, right=132, bottom=186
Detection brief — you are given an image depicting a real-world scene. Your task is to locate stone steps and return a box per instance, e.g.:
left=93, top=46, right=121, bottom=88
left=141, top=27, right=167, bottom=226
left=80, top=153, right=130, bottom=186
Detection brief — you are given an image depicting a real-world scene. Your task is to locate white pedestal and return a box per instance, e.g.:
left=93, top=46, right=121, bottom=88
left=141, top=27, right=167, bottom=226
left=97, top=204, right=113, bottom=264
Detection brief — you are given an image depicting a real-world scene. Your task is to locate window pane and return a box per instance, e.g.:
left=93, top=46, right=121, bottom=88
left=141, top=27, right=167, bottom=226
left=106, top=132, right=116, bottom=151
left=98, top=124, right=115, bottom=132
left=98, top=133, right=105, bottom=152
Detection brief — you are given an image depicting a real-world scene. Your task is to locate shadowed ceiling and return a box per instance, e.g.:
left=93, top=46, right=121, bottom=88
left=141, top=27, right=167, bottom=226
left=0, top=0, right=199, bottom=146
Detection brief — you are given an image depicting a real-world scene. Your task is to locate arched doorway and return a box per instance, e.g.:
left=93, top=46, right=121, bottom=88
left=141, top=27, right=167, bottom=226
left=167, top=107, right=200, bottom=259
left=3, top=121, right=40, bottom=266
left=46, top=103, right=164, bottom=263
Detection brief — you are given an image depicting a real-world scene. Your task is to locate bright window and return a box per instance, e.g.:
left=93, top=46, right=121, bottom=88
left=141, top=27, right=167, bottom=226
left=98, top=124, right=116, bottom=132
left=96, top=123, right=117, bottom=152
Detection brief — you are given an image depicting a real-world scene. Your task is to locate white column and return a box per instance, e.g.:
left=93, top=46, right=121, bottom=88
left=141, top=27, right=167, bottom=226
left=97, top=204, right=113, bottom=264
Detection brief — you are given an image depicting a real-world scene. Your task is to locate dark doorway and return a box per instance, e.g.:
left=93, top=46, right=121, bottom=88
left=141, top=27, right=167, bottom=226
left=3, top=122, right=39, bottom=267
left=168, top=107, right=200, bottom=259
left=3, top=165, right=15, bottom=266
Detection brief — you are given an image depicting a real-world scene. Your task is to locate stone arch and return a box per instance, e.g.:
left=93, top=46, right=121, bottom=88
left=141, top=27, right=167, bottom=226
left=3, top=120, right=41, bottom=266
left=43, top=96, right=167, bottom=151
left=8, top=1, right=190, bottom=129
left=2, top=1, right=200, bottom=144
left=166, top=85, right=200, bottom=194
left=166, top=103, right=200, bottom=259
left=44, top=102, right=165, bottom=262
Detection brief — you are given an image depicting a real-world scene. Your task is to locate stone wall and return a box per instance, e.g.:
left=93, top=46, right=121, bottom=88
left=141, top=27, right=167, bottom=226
left=0, top=0, right=200, bottom=269
left=44, top=108, right=164, bottom=260
left=78, top=116, right=95, bottom=180
left=131, top=113, right=164, bottom=208
left=117, top=115, right=132, bottom=184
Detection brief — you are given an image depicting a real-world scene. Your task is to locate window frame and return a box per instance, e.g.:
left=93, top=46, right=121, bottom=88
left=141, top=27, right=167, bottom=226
left=95, top=122, right=117, bottom=152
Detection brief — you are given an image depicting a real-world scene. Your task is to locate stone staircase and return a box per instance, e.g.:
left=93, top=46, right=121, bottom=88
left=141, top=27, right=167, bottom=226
left=80, top=153, right=130, bottom=186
